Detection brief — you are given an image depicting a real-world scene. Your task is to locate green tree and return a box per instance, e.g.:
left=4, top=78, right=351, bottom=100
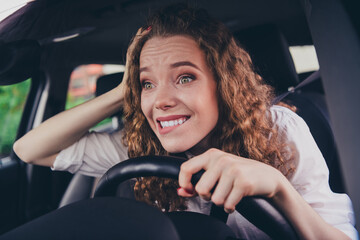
left=0, top=79, right=31, bottom=156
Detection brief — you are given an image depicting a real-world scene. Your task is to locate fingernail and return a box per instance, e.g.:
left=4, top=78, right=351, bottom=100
left=178, top=187, right=194, bottom=195
left=224, top=208, right=234, bottom=214
left=184, top=188, right=194, bottom=194
left=202, top=195, right=211, bottom=201
left=146, top=25, right=152, bottom=31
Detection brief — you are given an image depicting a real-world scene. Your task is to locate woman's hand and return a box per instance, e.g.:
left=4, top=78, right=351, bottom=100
left=178, top=148, right=286, bottom=213
left=117, top=26, right=152, bottom=96
left=179, top=148, right=351, bottom=239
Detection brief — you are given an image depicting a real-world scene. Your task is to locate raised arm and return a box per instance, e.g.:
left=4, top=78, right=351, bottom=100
left=13, top=27, right=150, bottom=167
left=13, top=83, right=125, bottom=167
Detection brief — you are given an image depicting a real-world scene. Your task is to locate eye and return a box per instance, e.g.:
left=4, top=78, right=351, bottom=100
left=178, top=75, right=194, bottom=84
left=141, top=81, right=154, bottom=90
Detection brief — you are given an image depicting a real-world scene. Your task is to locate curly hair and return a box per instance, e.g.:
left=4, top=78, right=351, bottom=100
left=123, top=3, right=294, bottom=211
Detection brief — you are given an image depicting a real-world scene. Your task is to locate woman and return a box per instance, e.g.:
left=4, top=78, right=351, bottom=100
left=14, top=4, right=357, bottom=239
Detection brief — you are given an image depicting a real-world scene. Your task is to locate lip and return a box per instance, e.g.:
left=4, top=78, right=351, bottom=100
left=156, top=115, right=190, bottom=135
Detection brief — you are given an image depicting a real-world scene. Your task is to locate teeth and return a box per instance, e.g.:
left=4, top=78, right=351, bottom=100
left=160, top=117, right=188, bottom=128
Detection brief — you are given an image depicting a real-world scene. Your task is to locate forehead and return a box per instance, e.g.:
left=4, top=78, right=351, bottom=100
left=140, top=35, right=205, bottom=66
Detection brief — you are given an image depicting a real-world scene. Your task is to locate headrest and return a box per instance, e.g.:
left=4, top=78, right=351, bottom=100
left=234, top=25, right=299, bottom=94
left=95, top=72, right=124, bottom=97
left=0, top=40, right=41, bottom=85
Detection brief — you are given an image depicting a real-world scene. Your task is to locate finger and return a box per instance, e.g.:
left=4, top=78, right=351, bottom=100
left=122, top=27, right=151, bottom=87
left=179, top=149, right=224, bottom=191
left=178, top=153, right=213, bottom=190
left=210, top=172, right=234, bottom=206
left=223, top=185, right=245, bottom=213
left=133, top=26, right=151, bottom=43
left=177, top=187, right=196, bottom=198
left=224, top=207, right=235, bottom=214
left=141, top=25, right=152, bottom=33
left=195, top=165, right=222, bottom=200
left=126, top=26, right=151, bottom=61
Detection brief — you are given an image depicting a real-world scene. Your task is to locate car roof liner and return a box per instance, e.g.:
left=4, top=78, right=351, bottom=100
left=0, top=0, right=312, bottom=47
left=0, top=40, right=41, bottom=85
left=0, top=0, right=312, bottom=85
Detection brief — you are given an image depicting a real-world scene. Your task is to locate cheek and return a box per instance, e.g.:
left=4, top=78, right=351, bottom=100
left=204, top=84, right=219, bottom=127
left=205, top=98, right=219, bottom=126
left=199, top=84, right=218, bottom=117
left=140, top=94, right=155, bottom=126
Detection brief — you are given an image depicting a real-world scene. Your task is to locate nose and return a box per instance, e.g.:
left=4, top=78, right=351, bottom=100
left=154, top=84, right=177, bottom=110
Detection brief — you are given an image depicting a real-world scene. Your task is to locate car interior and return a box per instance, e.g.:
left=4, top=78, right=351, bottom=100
left=0, top=0, right=359, bottom=239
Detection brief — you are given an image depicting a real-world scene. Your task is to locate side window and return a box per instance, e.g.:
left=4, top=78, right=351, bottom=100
left=0, top=79, right=31, bottom=157
left=66, top=64, right=124, bottom=132
left=66, top=64, right=99, bottom=110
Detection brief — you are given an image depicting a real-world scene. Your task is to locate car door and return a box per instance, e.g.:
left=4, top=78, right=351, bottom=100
left=0, top=32, right=50, bottom=231
left=0, top=77, right=33, bottom=233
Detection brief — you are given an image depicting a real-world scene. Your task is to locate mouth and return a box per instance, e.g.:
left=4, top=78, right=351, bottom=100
left=159, top=117, right=189, bottom=128
left=156, top=115, right=190, bottom=133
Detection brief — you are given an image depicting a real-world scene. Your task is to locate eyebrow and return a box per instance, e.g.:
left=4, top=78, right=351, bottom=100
left=139, top=61, right=200, bottom=74
left=170, top=61, right=200, bottom=70
left=139, top=66, right=149, bottom=74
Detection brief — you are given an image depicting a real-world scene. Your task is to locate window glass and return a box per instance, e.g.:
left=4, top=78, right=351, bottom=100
left=66, top=64, right=100, bottom=110
left=0, top=79, right=31, bottom=157
left=66, top=64, right=124, bottom=131
left=289, top=45, right=320, bottom=74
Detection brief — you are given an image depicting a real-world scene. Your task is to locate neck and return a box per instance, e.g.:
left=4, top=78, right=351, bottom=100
left=187, top=132, right=218, bottom=156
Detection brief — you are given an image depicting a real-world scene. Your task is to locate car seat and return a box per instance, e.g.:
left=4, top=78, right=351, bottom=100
left=94, top=72, right=124, bottom=132
left=235, top=25, right=299, bottom=95
left=59, top=72, right=129, bottom=208
left=234, top=25, right=345, bottom=193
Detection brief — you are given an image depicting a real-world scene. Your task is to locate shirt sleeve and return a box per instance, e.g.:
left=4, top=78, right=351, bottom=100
left=52, top=130, right=128, bottom=177
left=271, top=106, right=358, bottom=240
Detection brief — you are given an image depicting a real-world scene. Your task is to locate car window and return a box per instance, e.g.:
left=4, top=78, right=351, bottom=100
left=66, top=64, right=124, bottom=132
left=0, top=79, right=31, bottom=157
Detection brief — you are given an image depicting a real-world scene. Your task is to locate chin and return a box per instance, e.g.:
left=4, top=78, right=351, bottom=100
left=163, top=146, right=189, bottom=154
left=161, top=141, right=193, bottom=154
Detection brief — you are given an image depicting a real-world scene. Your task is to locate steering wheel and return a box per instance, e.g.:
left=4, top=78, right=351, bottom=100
left=94, top=155, right=298, bottom=240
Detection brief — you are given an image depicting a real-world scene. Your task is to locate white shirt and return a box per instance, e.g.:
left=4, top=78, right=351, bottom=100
left=52, top=105, right=358, bottom=239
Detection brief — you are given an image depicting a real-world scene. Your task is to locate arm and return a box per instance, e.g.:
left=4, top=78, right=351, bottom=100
left=13, top=27, right=150, bottom=167
left=178, top=148, right=350, bottom=240
left=274, top=177, right=351, bottom=240
left=13, top=84, right=125, bottom=167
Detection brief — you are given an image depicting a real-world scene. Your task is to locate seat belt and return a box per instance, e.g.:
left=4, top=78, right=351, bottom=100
left=272, top=70, right=321, bottom=105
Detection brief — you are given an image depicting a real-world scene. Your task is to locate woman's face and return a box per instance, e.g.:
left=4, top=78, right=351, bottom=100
left=139, top=35, right=219, bottom=154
